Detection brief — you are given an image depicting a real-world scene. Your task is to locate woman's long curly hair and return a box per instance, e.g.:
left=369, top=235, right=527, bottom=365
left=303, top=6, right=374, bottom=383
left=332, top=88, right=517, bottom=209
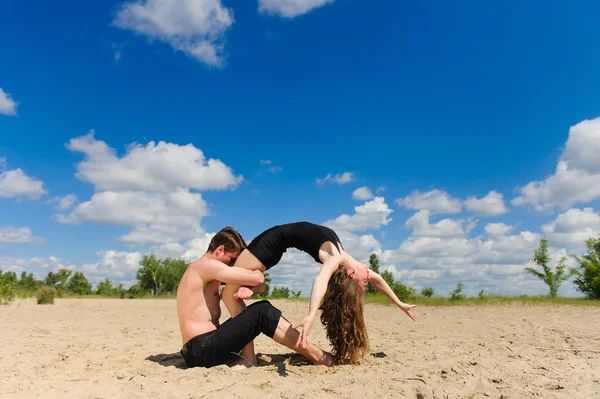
left=319, top=265, right=369, bottom=365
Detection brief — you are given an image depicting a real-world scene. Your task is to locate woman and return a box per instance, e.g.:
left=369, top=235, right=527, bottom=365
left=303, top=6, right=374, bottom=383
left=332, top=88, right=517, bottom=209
left=221, top=221, right=417, bottom=365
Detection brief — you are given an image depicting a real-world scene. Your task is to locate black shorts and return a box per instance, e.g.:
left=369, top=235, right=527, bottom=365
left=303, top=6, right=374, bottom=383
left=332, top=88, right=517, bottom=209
left=246, top=222, right=344, bottom=269
left=180, top=300, right=282, bottom=368
left=246, top=225, right=286, bottom=270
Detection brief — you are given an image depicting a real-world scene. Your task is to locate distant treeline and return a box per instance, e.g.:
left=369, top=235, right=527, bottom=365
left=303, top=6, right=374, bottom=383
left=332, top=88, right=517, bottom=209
left=1, top=235, right=599, bottom=305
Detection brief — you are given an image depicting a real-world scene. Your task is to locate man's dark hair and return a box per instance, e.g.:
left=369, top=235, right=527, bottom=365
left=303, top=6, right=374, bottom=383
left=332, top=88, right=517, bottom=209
left=207, top=226, right=246, bottom=254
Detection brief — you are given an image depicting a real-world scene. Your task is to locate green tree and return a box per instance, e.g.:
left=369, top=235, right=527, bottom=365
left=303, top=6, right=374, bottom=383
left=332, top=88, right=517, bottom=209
left=161, top=258, right=189, bottom=293
left=257, top=272, right=271, bottom=298
left=67, top=272, right=92, bottom=295
left=45, top=269, right=73, bottom=293
left=421, top=287, right=434, bottom=298
left=270, top=286, right=291, bottom=299
left=450, top=281, right=465, bottom=300
left=96, top=278, right=113, bottom=296
left=367, top=253, right=380, bottom=294
left=136, top=254, right=163, bottom=296
left=291, top=290, right=302, bottom=298
left=569, top=236, right=600, bottom=299
left=18, top=272, right=39, bottom=291
left=526, top=238, right=569, bottom=298
left=381, top=270, right=396, bottom=287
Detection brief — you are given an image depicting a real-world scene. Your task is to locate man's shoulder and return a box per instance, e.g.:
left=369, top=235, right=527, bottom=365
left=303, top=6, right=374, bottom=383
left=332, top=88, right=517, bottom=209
left=189, top=257, right=227, bottom=277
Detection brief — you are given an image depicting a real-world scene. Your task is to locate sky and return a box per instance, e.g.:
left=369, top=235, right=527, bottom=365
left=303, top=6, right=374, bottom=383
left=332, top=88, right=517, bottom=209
left=1, top=0, right=600, bottom=297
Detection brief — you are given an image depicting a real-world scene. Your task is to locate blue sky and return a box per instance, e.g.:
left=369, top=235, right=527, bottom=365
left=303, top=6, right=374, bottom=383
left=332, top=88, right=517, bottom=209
left=1, top=0, right=600, bottom=297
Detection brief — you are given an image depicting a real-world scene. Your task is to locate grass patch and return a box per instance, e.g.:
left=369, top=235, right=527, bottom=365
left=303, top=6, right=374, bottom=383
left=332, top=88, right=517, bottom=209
left=363, top=293, right=600, bottom=307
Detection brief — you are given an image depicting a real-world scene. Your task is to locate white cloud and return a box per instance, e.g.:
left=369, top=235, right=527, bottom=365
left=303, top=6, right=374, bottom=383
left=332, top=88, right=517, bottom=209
left=0, top=157, right=7, bottom=170
left=396, top=189, right=462, bottom=214
left=55, top=188, right=208, bottom=245
left=66, top=130, right=242, bottom=192
left=513, top=117, right=600, bottom=211
left=57, top=194, right=78, bottom=209
left=151, top=232, right=215, bottom=261
left=267, top=166, right=283, bottom=174
left=324, top=197, right=392, bottom=232
left=0, top=256, right=75, bottom=279
left=464, top=191, right=509, bottom=217
left=56, top=132, right=242, bottom=246
left=542, top=207, right=600, bottom=249
left=352, top=186, right=374, bottom=201
left=316, top=172, right=355, bottom=186
left=484, top=222, right=514, bottom=239
left=81, top=250, right=142, bottom=285
left=0, top=226, right=44, bottom=244
left=260, top=160, right=272, bottom=165
left=377, top=229, right=570, bottom=296
left=112, top=0, right=234, bottom=67
left=376, top=186, right=386, bottom=194
left=0, top=168, right=47, bottom=199
left=258, top=0, right=334, bottom=18
left=404, top=210, right=476, bottom=238
left=0, top=88, right=18, bottom=116
left=561, top=118, right=600, bottom=174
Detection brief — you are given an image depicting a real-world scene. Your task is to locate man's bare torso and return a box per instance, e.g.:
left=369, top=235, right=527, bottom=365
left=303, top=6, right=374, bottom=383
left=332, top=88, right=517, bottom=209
left=176, top=258, right=222, bottom=344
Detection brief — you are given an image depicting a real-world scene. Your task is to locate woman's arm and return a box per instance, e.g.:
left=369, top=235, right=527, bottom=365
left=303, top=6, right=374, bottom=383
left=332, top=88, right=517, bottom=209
left=292, top=256, right=342, bottom=347
left=369, top=271, right=417, bottom=321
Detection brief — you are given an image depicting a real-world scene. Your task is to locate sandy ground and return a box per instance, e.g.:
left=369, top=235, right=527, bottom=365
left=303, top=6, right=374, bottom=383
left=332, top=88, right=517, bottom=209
left=1, top=298, right=599, bottom=399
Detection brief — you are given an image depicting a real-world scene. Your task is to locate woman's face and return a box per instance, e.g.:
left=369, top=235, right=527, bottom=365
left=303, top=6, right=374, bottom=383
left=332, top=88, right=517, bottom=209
left=347, top=264, right=369, bottom=292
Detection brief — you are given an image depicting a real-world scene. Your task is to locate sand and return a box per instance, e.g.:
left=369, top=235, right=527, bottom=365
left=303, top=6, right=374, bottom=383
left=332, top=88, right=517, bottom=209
left=1, top=298, right=599, bottom=399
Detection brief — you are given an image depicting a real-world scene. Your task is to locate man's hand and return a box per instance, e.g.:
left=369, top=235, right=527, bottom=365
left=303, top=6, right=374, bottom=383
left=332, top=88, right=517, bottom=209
left=233, top=287, right=254, bottom=300
left=292, top=314, right=316, bottom=349
left=399, top=303, right=417, bottom=321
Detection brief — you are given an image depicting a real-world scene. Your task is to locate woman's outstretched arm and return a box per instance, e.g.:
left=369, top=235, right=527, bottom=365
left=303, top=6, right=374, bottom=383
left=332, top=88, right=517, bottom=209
left=368, top=271, right=417, bottom=321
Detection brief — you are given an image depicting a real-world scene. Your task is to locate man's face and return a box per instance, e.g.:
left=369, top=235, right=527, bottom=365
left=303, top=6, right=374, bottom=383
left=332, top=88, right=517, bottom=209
left=216, top=246, right=239, bottom=266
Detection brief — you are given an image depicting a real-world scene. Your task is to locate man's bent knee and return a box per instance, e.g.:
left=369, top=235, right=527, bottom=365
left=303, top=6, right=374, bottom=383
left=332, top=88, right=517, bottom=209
left=247, top=300, right=282, bottom=338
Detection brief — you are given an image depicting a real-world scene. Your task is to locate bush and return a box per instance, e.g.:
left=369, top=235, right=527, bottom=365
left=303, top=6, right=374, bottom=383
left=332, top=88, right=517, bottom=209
left=0, top=277, right=16, bottom=305
left=450, top=281, right=465, bottom=300
left=421, top=287, right=434, bottom=298
left=36, top=285, right=58, bottom=305
left=393, top=282, right=416, bottom=302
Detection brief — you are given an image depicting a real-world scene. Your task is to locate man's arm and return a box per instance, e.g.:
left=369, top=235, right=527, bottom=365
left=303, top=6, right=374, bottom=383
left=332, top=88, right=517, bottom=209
left=368, top=271, right=416, bottom=321
left=203, top=259, right=265, bottom=287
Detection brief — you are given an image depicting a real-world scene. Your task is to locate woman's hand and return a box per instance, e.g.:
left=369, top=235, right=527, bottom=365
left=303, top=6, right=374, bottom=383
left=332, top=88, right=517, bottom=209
left=399, top=303, right=417, bottom=321
left=233, top=287, right=254, bottom=300
left=292, top=314, right=316, bottom=348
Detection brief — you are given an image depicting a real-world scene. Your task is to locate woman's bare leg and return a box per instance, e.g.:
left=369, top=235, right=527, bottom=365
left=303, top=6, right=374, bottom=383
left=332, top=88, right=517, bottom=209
left=222, top=249, right=266, bottom=366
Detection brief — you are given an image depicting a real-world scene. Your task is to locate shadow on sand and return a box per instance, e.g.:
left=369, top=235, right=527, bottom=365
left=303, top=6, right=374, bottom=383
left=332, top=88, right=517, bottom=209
left=145, top=351, right=315, bottom=376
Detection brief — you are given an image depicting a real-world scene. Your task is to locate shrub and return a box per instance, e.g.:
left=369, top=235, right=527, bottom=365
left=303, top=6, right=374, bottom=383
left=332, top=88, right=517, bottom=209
left=450, top=281, right=465, bottom=300
left=36, top=285, right=58, bottom=305
left=421, top=287, right=434, bottom=298
left=0, top=277, right=16, bottom=305
left=393, top=282, right=416, bottom=302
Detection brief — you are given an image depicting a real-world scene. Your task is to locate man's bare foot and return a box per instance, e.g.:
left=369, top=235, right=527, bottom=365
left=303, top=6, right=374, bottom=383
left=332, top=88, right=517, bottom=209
left=229, top=358, right=255, bottom=370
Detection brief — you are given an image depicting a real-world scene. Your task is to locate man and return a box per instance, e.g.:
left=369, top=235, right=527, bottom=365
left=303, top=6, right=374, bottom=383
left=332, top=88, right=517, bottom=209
left=176, top=226, right=333, bottom=368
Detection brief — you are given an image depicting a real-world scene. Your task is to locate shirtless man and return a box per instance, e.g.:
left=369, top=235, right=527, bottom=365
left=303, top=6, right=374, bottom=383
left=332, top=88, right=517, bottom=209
left=176, top=226, right=334, bottom=368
